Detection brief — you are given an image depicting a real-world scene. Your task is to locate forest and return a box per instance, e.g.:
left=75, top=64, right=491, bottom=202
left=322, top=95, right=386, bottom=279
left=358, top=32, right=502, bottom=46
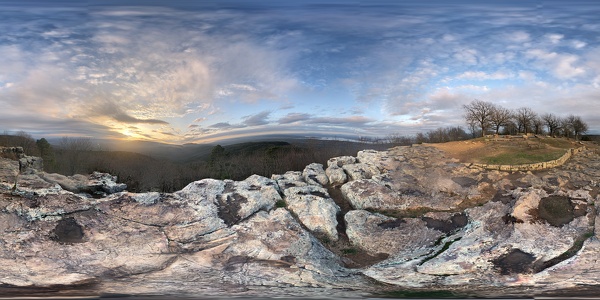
left=2, top=126, right=598, bottom=193
left=0, top=127, right=472, bottom=193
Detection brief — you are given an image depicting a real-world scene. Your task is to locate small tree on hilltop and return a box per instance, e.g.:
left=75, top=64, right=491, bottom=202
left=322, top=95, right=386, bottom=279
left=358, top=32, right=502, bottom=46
left=542, top=113, right=561, bottom=137
left=489, top=106, right=512, bottom=135
left=463, top=100, right=495, bottom=137
left=514, top=107, right=537, bottom=134
left=532, top=116, right=544, bottom=135
left=566, top=115, right=589, bottom=141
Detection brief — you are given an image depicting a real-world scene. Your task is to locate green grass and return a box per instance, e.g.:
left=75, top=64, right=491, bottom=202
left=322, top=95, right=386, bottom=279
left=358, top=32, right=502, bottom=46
left=482, top=150, right=566, bottom=165
left=538, top=138, right=575, bottom=149
left=341, top=248, right=358, bottom=255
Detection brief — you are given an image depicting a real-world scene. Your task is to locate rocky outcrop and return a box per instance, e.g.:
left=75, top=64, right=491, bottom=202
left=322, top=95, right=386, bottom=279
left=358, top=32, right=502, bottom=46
left=303, top=163, right=329, bottom=186
left=40, top=171, right=126, bottom=196
left=1, top=143, right=599, bottom=298
left=283, top=185, right=340, bottom=241
left=0, top=146, right=43, bottom=174
left=345, top=210, right=443, bottom=256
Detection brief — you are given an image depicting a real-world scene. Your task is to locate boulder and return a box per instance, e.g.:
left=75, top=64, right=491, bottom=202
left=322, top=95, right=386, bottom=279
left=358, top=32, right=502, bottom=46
left=283, top=185, right=340, bottom=241
left=303, top=163, right=328, bottom=186
left=272, top=171, right=307, bottom=190
left=88, top=172, right=127, bottom=194
left=327, top=156, right=356, bottom=168
left=224, top=208, right=355, bottom=287
left=325, top=165, right=347, bottom=186
left=176, top=175, right=281, bottom=227
left=18, top=156, right=43, bottom=174
left=40, top=172, right=126, bottom=196
left=342, top=163, right=378, bottom=181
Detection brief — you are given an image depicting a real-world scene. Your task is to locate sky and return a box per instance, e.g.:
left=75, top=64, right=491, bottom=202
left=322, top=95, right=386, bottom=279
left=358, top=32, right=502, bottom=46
left=1, top=0, right=599, bottom=144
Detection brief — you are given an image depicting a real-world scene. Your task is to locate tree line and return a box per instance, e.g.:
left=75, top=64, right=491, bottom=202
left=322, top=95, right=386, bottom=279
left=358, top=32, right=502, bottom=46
left=463, top=100, right=589, bottom=140
left=0, top=133, right=395, bottom=192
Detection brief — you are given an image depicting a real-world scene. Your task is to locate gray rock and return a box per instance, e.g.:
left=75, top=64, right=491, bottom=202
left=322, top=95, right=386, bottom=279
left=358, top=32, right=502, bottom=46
left=303, top=163, right=329, bottom=186
left=327, top=156, right=356, bottom=168
left=18, top=156, right=43, bottom=174
left=272, top=171, right=307, bottom=190
left=342, top=163, right=378, bottom=181
left=39, top=172, right=126, bottom=196
left=325, top=165, right=347, bottom=186
left=88, top=171, right=127, bottom=194
left=224, top=208, right=356, bottom=287
left=283, top=185, right=340, bottom=241
left=345, top=210, right=443, bottom=256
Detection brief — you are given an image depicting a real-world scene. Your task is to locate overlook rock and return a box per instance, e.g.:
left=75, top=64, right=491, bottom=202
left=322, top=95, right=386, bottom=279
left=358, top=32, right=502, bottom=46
left=0, top=144, right=599, bottom=298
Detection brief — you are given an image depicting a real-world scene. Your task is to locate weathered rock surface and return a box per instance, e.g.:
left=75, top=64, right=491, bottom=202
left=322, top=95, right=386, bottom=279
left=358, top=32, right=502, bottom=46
left=283, top=185, right=340, bottom=241
left=272, top=171, right=307, bottom=189
left=39, top=171, right=126, bottom=196
left=1, top=146, right=43, bottom=174
left=345, top=210, right=443, bottom=256
left=340, top=145, right=486, bottom=212
left=1, top=143, right=600, bottom=298
left=302, top=163, right=329, bottom=186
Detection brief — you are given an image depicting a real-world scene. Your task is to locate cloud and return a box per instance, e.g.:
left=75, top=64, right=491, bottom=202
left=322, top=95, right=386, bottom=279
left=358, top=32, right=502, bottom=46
left=278, top=113, right=312, bottom=124
left=506, top=31, right=530, bottom=43
left=454, top=71, right=513, bottom=81
left=311, top=116, right=374, bottom=126
left=210, top=122, right=233, bottom=129
left=243, top=111, right=271, bottom=126
left=572, top=40, right=587, bottom=49
left=545, top=33, right=564, bottom=44
left=112, top=113, right=168, bottom=124
left=453, top=48, right=479, bottom=65
left=526, top=49, right=586, bottom=79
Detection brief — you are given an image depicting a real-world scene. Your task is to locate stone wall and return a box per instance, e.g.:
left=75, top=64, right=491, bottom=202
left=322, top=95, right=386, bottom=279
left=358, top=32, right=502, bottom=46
left=469, top=146, right=586, bottom=172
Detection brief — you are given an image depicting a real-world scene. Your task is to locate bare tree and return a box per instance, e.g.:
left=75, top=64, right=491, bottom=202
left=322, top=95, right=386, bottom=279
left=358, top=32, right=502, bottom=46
left=542, top=113, right=561, bottom=137
left=502, top=121, right=518, bottom=135
left=564, top=115, right=589, bottom=140
left=560, top=117, right=573, bottom=138
left=532, top=116, right=544, bottom=135
left=56, top=137, right=95, bottom=175
left=15, top=131, right=38, bottom=155
left=489, top=106, right=512, bottom=135
left=463, top=100, right=495, bottom=137
left=514, top=107, right=537, bottom=134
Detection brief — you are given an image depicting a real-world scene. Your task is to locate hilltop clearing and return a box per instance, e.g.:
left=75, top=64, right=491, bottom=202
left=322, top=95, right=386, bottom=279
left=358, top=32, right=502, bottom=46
left=429, top=136, right=591, bottom=165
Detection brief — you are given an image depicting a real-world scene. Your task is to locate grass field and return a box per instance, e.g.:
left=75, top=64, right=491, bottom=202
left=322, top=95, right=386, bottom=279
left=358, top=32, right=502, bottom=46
left=482, top=150, right=566, bottom=165
left=431, top=137, right=583, bottom=165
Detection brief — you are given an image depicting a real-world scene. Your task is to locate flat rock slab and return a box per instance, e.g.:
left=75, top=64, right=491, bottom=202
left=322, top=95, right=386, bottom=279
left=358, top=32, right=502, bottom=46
left=345, top=210, right=443, bottom=256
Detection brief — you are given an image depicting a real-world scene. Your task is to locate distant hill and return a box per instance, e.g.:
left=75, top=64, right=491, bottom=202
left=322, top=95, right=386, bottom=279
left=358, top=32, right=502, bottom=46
left=41, top=136, right=394, bottom=164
